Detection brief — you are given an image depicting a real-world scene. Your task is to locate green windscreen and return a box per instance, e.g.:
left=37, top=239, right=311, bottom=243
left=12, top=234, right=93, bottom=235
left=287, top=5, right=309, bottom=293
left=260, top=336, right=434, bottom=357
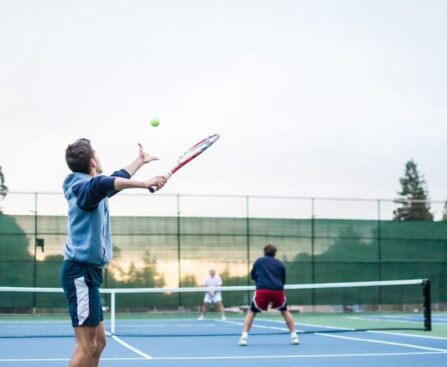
left=0, top=215, right=446, bottom=306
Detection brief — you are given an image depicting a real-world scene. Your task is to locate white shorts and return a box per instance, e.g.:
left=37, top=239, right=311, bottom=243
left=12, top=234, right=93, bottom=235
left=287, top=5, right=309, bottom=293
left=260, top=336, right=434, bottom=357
left=204, top=292, right=222, bottom=304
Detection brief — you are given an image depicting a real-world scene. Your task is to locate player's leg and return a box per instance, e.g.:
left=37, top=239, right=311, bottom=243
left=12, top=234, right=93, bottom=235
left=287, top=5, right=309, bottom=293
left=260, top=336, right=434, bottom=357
left=216, top=301, right=226, bottom=320
left=280, top=310, right=299, bottom=345
left=87, top=276, right=107, bottom=363
left=239, top=310, right=256, bottom=346
left=281, top=310, right=296, bottom=332
left=70, top=296, right=106, bottom=366
left=239, top=291, right=266, bottom=346
left=214, top=293, right=226, bottom=320
left=242, top=310, right=256, bottom=333
left=69, top=326, right=99, bottom=367
left=61, top=262, right=107, bottom=365
left=202, top=302, right=210, bottom=315
left=270, top=290, right=299, bottom=345
left=90, top=321, right=107, bottom=367
left=199, top=302, right=209, bottom=320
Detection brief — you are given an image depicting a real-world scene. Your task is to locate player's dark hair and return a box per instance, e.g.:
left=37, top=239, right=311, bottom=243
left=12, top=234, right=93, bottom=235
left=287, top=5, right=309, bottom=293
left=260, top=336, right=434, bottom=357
left=65, top=138, right=95, bottom=174
left=264, top=244, right=277, bottom=257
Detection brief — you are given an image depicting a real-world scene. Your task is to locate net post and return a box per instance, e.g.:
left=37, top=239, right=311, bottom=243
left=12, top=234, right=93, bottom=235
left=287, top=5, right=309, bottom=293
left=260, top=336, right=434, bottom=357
left=422, top=279, right=431, bottom=331
left=111, top=291, right=116, bottom=335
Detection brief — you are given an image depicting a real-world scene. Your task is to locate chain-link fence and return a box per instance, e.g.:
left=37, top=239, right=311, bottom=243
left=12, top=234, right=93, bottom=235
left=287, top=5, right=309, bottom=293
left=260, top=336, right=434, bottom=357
left=1, top=192, right=446, bottom=305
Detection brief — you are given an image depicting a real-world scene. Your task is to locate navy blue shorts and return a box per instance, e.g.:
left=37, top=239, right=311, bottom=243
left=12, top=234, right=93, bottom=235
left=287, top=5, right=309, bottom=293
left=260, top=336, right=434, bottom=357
left=60, top=260, right=104, bottom=327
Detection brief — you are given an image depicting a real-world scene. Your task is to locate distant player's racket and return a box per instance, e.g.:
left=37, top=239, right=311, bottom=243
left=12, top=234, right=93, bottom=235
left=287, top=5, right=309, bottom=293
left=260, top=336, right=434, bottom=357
left=149, top=133, right=220, bottom=193
left=207, top=287, right=217, bottom=297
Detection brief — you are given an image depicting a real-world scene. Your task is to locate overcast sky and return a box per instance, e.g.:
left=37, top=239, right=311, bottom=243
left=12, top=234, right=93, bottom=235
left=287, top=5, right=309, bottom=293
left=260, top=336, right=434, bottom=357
left=1, top=0, right=446, bottom=205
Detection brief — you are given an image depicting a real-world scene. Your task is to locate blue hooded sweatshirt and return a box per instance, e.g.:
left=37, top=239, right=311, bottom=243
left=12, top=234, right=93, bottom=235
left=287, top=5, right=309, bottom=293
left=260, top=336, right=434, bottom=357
left=63, top=169, right=130, bottom=267
left=251, top=255, right=286, bottom=290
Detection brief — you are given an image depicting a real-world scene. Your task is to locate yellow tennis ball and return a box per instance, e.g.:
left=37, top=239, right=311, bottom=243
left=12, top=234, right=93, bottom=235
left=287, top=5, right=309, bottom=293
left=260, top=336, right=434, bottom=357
left=150, top=118, right=160, bottom=127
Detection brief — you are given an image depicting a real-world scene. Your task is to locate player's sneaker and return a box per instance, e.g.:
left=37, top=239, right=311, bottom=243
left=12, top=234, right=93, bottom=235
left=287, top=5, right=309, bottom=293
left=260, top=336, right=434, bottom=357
left=291, top=334, right=300, bottom=345
left=198, top=315, right=204, bottom=321
left=239, top=336, right=248, bottom=346
left=221, top=315, right=227, bottom=321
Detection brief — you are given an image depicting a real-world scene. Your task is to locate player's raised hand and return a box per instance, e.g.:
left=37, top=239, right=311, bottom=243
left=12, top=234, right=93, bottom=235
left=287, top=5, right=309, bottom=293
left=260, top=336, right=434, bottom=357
left=138, top=143, right=159, bottom=163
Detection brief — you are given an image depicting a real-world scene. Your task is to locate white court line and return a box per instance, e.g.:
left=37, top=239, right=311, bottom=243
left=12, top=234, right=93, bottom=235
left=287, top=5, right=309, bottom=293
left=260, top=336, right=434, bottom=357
left=0, top=359, right=70, bottom=362
left=228, top=318, right=447, bottom=352
left=222, top=318, right=350, bottom=334
left=108, top=333, right=152, bottom=359
left=316, top=333, right=447, bottom=352
left=367, top=330, right=447, bottom=341
left=153, top=351, right=447, bottom=360
left=279, top=319, right=447, bottom=341
left=297, top=321, right=354, bottom=331
left=261, top=317, right=447, bottom=336
left=225, top=317, right=447, bottom=341
left=348, top=316, right=421, bottom=324
left=0, top=351, right=446, bottom=363
left=3, top=320, right=444, bottom=364
left=222, top=319, right=290, bottom=332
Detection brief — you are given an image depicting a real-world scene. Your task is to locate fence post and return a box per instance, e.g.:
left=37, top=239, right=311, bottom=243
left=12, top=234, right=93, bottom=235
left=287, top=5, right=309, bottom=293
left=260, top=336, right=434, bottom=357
left=32, top=192, right=38, bottom=313
left=377, top=199, right=383, bottom=308
left=246, top=196, right=250, bottom=304
left=177, top=194, right=182, bottom=307
left=311, top=198, right=315, bottom=307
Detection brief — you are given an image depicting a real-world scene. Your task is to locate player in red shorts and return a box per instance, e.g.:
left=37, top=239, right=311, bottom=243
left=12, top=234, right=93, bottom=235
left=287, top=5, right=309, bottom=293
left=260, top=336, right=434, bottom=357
left=239, top=244, right=299, bottom=346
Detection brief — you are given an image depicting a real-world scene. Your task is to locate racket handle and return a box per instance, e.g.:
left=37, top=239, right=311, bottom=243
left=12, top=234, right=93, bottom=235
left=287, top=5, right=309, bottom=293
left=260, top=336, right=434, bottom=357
left=148, top=173, right=171, bottom=193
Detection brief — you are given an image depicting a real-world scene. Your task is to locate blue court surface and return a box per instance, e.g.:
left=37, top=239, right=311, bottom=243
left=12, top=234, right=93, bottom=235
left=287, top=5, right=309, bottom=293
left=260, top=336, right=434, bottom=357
left=1, top=318, right=447, bottom=367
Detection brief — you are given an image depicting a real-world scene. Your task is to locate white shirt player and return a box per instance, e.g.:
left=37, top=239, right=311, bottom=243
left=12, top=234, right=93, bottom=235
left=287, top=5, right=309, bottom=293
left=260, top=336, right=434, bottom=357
left=203, top=273, right=222, bottom=303
left=198, top=269, right=226, bottom=321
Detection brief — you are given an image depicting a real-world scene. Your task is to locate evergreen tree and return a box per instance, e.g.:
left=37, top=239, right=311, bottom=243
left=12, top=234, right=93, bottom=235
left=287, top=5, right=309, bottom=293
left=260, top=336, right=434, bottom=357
left=442, top=201, right=447, bottom=221
left=0, top=165, right=8, bottom=214
left=393, top=160, right=433, bottom=221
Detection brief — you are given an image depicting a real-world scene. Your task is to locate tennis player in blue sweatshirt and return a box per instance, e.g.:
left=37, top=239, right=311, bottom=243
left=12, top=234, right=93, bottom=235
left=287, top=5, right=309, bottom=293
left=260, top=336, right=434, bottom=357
left=60, top=138, right=167, bottom=367
left=239, top=244, right=299, bottom=346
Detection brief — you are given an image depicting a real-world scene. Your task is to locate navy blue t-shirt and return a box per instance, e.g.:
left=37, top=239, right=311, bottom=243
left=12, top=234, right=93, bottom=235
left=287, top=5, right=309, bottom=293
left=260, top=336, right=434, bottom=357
left=250, top=255, right=286, bottom=290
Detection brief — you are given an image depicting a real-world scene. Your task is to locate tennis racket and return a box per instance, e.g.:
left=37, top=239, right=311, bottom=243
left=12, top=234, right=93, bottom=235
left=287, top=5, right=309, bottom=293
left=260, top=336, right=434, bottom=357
left=149, top=133, right=220, bottom=193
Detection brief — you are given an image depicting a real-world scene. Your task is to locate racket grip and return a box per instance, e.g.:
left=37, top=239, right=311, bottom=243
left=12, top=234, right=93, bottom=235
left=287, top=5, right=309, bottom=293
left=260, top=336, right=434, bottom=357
left=148, top=173, right=171, bottom=193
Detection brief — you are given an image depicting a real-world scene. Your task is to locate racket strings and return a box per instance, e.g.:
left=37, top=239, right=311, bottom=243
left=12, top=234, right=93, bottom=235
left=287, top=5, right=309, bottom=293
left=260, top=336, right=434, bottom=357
left=177, top=135, right=219, bottom=164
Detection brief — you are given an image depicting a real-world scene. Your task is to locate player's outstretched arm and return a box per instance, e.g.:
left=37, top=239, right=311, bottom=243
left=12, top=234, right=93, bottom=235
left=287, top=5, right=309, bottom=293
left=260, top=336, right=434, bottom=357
left=114, top=176, right=167, bottom=191
left=124, top=143, right=159, bottom=177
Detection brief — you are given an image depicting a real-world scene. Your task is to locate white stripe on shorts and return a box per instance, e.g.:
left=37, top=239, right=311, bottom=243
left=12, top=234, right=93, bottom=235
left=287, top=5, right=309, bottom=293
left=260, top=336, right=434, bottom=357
left=74, top=276, right=89, bottom=325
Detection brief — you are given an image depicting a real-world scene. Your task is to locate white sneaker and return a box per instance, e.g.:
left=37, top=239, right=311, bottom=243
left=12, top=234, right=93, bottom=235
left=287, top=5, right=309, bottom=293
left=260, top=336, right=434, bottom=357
left=198, top=315, right=204, bottom=321
left=239, top=336, right=248, bottom=346
left=221, top=315, right=227, bottom=321
left=291, top=335, right=300, bottom=345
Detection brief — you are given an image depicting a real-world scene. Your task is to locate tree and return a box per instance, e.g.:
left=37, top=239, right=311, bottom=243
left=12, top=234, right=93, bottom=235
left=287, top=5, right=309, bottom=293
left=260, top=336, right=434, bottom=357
left=442, top=201, right=447, bottom=221
left=107, top=250, right=165, bottom=288
left=0, top=165, right=7, bottom=214
left=393, top=160, right=433, bottom=221
left=0, top=215, right=33, bottom=286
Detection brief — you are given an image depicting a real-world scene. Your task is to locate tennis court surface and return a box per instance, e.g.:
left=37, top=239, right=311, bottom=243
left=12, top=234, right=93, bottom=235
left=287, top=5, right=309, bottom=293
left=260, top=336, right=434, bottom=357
left=1, top=316, right=447, bottom=367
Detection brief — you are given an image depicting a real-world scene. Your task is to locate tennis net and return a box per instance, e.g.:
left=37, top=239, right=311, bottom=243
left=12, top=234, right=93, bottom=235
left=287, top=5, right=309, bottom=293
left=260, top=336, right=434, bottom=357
left=0, top=279, right=431, bottom=338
